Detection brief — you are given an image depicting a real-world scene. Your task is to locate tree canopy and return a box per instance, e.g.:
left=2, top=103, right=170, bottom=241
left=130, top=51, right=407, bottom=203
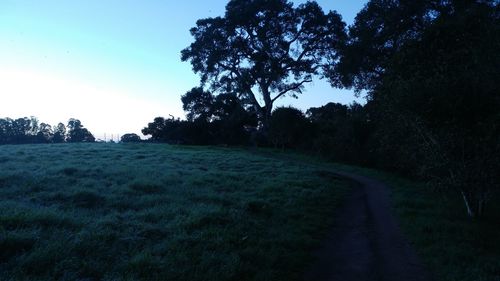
left=329, top=0, right=453, bottom=92
left=331, top=0, right=499, bottom=217
left=121, top=133, right=142, bottom=143
left=66, top=119, right=95, bottom=143
left=181, top=0, right=346, bottom=128
left=0, top=117, right=94, bottom=145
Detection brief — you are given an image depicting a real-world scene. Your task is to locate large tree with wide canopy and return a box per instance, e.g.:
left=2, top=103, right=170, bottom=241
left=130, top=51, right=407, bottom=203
left=181, top=0, right=346, bottom=129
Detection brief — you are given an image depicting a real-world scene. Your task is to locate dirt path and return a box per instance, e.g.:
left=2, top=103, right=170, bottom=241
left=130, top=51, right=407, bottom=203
left=304, top=171, right=430, bottom=281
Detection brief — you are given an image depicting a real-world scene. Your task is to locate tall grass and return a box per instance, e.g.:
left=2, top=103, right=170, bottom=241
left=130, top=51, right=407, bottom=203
left=0, top=143, right=350, bottom=281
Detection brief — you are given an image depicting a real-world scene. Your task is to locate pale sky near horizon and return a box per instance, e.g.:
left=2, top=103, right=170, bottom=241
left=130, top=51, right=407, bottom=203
left=0, top=0, right=367, bottom=140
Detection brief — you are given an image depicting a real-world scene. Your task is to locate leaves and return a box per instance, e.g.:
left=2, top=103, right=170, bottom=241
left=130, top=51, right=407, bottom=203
left=182, top=0, right=346, bottom=125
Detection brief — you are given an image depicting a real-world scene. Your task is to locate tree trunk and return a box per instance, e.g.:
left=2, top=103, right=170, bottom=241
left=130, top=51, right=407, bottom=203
left=461, top=191, right=475, bottom=219
left=257, top=105, right=273, bottom=135
left=259, top=85, right=273, bottom=133
left=476, top=194, right=487, bottom=218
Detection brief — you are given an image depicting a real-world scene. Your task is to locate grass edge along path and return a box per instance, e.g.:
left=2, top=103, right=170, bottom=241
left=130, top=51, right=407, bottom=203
left=333, top=164, right=499, bottom=281
left=254, top=149, right=500, bottom=281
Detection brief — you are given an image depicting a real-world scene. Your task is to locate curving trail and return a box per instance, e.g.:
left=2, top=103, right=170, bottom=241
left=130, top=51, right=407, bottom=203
left=304, top=171, right=430, bottom=281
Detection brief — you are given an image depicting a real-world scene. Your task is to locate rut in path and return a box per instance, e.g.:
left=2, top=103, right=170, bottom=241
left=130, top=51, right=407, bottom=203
left=304, top=171, right=430, bottom=281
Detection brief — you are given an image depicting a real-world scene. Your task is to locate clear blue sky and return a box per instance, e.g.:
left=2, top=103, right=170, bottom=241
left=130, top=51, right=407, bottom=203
left=0, top=0, right=367, bottom=139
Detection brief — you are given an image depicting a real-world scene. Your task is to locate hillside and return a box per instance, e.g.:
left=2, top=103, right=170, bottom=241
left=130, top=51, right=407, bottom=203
left=0, top=143, right=350, bottom=280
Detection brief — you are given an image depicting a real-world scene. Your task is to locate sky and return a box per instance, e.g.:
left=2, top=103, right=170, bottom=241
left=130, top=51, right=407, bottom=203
left=0, top=0, right=367, bottom=140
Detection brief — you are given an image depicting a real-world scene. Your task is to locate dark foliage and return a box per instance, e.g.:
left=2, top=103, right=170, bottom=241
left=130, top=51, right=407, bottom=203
left=0, top=117, right=94, bottom=145
left=181, top=0, right=346, bottom=129
left=120, top=133, right=142, bottom=143
left=66, top=119, right=95, bottom=143
left=142, top=117, right=212, bottom=145
left=144, top=88, right=258, bottom=145
left=181, top=87, right=215, bottom=122
left=306, top=102, right=372, bottom=164
left=370, top=0, right=500, bottom=217
left=268, top=107, right=311, bottom=149
left=329, top=0, right=500, bottom=218
left=52, top=123, right=67, bottom=143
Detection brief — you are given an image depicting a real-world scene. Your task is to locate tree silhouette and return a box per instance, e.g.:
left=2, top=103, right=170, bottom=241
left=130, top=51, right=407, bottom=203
left=307, top=102, right=371, bottom=163
left=329, top=0, right=439, bottom=92
left=121, top=133, right=141, bottom=143
left=373, top=0, right=500, bottom=218
left=52, top=123, right=66, bottom=143
left=36, top=123, right=53, bottom=143
left=181, top=87, right=215, bottom=122
left=182, top=0, right=346, bottom=129
left=67, top=119, right=95, bottom=143
left=333, top=0, right=499, bottom=217
left=268, top=107, right=310, bottom=149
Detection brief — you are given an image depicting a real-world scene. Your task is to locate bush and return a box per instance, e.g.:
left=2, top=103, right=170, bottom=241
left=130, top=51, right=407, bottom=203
left=121, top=133, right=141, bottom=143
left=268, top=107, right=311, bottom=149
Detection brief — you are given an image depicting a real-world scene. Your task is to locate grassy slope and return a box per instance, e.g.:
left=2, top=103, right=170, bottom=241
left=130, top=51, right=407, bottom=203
left=0, top=143, right=351, bottom=281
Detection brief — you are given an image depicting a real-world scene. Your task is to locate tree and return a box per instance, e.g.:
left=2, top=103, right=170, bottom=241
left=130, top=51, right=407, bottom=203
left=142, top=116, right=214, bottom=145
left=374, top=0, right=500, bottom=218
left=12, top=117, right=35, bottom=144
left=36, top=123, right=53, bottom=143
left=268, top=107, right=310, bottom=149
left=211, top=93, right=257, bottom=144
left=142, top=116, right=188, bottom=143
left=181, top=87, right=215, bottom=122
left=52, top=123, right=66, bottom=143
left=328, top=0, right=441, bottom=92
left=0, top=118, right=14, bottom=144
left=121, top=133, right=141, bottom=143
left=180, top=87, right=258, bottom=144
left=306, top=102, right=371, bottom=163
left=67, top=119, right=95, bottom=143
left=142, top=117, right=169, bottom=142
left=334, top=0, right=499, bottom=218
left=181, top=0, right=346, bottom=129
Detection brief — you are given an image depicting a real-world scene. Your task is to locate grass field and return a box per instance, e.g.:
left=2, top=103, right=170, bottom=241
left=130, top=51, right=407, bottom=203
left=327, top=163, right=500, bottom=281
left=0, top=143, right=351, bottom=281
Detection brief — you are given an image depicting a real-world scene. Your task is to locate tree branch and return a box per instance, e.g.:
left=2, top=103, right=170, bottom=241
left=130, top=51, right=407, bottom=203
left=271, top=78, right=312, bottom=103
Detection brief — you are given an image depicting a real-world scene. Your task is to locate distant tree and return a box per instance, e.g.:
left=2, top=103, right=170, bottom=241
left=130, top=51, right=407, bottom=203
left=52, top=123, right=66, bottom=143
left=0, top=117, right=55, bottom=144
left=307, top=102, right=349, bottom=122
left=67, top=119, right=95, bottom=143
left=142, top=117, right=169, bottom=142
left=306, top=102, right=371, bottom=163
left=142, top=116, right=212, bottom=145
left=180, top=87, right=257, bottom=144
left=121, top=133, right=141, bottom=143
left=0, top=118, right=13, bottom=144
left=36, top=123, right=53, bottom=143
left=182, top=0, right=346, bottom=129
left=11, top=117, right=34, bottom=144
left=268, top=107, right=310, bottom=149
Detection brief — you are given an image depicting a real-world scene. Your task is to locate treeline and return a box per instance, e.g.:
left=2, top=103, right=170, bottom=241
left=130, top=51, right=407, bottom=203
left=0, top=117, right=95, bottom=145
left=145, top=0, right=499, bottom=218
left=143, top=89, right=257, bottom=145
left=142, top=102, right=369, bottom=162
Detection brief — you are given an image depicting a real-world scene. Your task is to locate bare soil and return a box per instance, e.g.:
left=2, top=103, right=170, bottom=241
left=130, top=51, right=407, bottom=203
left=304, top=171, right=430, bottom=281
